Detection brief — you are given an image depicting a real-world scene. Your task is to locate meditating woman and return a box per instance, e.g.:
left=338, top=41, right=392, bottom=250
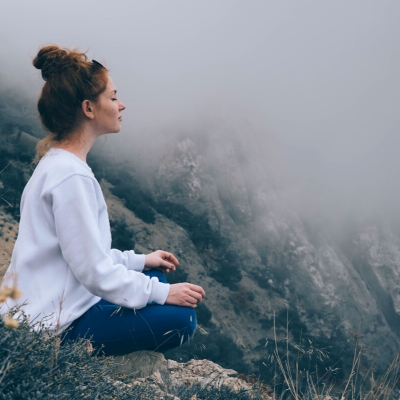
left=1, top=45, right=205, bottom=356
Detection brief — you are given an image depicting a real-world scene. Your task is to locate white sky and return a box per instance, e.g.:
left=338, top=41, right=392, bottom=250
left=1, top=1, right=399, bottom=216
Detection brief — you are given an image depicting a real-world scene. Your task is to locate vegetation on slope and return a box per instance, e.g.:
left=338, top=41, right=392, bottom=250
left=0, top=309, right=268, bottom=399
left=88, top=155, right=243, bottom=292
left=1, top=307, right=400, bottom=399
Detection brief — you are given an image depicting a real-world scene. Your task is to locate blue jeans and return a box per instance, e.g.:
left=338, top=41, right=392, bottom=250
left=61, top=270, right=197, bottom=356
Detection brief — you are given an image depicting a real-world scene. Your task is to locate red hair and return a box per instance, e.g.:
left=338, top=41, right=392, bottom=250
left=33, top=45, right=108, bottom=162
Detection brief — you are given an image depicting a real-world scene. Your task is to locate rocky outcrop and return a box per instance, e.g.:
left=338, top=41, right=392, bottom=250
left=112, top=351, right=272, bottom=399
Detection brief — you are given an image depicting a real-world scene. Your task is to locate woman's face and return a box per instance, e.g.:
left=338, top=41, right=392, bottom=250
left=93, top=76, right=126, bottom=135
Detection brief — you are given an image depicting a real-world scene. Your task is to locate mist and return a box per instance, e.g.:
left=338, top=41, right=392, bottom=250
left=1, top=0, right=400, bottom=226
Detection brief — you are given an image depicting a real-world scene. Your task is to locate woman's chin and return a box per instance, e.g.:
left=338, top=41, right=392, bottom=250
left=107, top=126, right=121, bottom=134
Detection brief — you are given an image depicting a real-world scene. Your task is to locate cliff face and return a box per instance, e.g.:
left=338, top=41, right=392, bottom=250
left=116, top=131, right=400, bottom=372
left=1, top=113, right=400, bottom=376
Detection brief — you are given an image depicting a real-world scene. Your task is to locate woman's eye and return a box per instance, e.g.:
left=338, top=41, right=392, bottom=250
left=112, top=97, right=117, bottom=101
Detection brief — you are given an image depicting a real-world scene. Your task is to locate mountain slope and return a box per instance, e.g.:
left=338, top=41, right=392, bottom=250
left=1, top=95, right=400, bottom=379
left=101, top=130, right=400, bottom=374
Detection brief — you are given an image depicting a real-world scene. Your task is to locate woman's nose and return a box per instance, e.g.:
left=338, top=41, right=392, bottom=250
left=119, top=101, right=126, bottom=111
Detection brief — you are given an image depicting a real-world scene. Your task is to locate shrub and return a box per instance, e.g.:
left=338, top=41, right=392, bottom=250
left=229, top=288, right=257, bottom=317
left=110, top=218, right=135, bottom=252
left=0, top=163, right=27, bottom=216
left=258, top=317, right=273, bottom=330
left=210, top=261, right=242, bottom=291
left=109, top=185, right=156, bottom=225
left=155, top=200, right=241, bottom=286
left=167, top=324, right=247, bottom=374
left=195, top=303, right=212, bottom=327
left=165, top=264, right=189, bottom=284
left=133, top=203, right=156, bottom=224
left=0, top=313, right=160, bottom=399
left=152, top=200, right=229, bottom=252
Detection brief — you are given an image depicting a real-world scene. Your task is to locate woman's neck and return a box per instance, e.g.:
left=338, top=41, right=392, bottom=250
left=55, top=126, right=99, bottom=162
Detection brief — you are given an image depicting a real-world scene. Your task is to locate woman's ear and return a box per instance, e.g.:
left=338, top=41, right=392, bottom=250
left=81, top=100, right=95, bottom=120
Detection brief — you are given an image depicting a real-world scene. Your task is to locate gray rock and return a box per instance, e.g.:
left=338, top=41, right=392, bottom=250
left=111, top=352, right=272, bottom=399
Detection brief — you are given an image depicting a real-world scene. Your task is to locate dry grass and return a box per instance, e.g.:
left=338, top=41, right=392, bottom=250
left=1, top=277, right=400, bottom=399
left=259, top=313, right=400, bottom=400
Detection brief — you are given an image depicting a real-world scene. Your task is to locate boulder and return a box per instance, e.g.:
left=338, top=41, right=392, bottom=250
left=112, top=351, right=272, bottom=399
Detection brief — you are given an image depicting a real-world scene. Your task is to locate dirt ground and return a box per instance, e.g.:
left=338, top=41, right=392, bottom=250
left=0, top=209, right=18, bottom=280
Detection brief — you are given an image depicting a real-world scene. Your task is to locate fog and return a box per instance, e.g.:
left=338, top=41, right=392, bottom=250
left=1, top=1, right=400, bottom=224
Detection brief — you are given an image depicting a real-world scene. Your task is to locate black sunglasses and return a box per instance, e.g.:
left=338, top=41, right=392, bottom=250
left=91, top=59, right=108, bottom=72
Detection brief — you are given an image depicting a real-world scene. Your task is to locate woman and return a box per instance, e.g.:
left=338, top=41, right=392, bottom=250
left=1, top=45, right=205, bottom=356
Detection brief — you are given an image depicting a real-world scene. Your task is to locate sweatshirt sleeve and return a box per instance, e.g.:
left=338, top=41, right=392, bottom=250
left=109, top=249, right=146, bottom=272
left=51, top=174, right=170, bottom=308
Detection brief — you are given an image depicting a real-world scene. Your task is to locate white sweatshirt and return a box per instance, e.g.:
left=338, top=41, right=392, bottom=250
left=1, top=148, right=170, bottom=333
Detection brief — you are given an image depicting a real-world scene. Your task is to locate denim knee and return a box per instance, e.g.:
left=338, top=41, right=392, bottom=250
left=143, top=269, right=167, bottom=284
left=164, top=305, right=197, bottom=339
left=185, top=307, right=198, bottom=338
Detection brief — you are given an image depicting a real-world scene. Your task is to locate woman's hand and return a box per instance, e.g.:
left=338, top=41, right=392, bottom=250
left=165, top=283, right=206, bottom=308
left=144, top=250, right=179, bottom=273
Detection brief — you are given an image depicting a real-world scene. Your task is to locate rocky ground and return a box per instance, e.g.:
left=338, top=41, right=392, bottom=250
left=112, top=351, right=273, bottom=399
left=0, top=209, right=17, bottom=278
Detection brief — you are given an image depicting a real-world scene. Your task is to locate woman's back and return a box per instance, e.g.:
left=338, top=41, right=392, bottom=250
left=3, top=148, right=104, bottom=331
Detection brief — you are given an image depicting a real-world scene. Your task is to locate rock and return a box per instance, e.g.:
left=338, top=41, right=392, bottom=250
left=114, top=350, right=167, bottom=378
left=112, top=351, right=273, bottom=399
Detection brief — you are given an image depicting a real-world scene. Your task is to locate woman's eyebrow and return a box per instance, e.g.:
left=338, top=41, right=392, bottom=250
left=110, top=89, right=117, bottom=94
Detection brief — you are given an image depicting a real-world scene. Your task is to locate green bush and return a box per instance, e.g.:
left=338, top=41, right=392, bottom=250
left=109, top=184, right=156, bottom=225
left=167, top=324, right=247, bottom=374
left=210, top=261, right=242, bottom=291
left=165, top=264, right=189, bottom=284
left=153, top=200, right=228, bottom=251
left=0, top=162, right=28, bottom=217
left=110, top=218, right=135, bottom=252
left=153, top=200, right=245, bottom=291
left=195, top=303, right=212, bottom=327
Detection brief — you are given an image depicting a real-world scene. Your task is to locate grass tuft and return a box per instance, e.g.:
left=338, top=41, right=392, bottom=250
left=0, top=311, right=164, bottom=399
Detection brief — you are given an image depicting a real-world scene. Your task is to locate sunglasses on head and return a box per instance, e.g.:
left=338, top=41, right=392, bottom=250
left=91, top=59, right=108, bottom=72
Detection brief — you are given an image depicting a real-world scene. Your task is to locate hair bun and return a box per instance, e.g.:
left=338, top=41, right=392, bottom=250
left=33, top=45, right=87, bottom=81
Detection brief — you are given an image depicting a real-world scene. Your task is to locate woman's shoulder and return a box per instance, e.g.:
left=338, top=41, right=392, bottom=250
left=34, top=148, right=96, bottom=190
left=40, top=148, right=93, bottom=174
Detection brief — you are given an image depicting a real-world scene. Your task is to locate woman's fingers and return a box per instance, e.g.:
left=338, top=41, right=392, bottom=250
left=165, top=283, right=206, bottom=307
left=145, top=251, right=179, bottom=270
left=187, top=289, right=204, bottom=302
left=160, top=260, right=176, bottom=271
left=186, top=296, right=198, bottom=305
left=187, top=292, right=202, bottom=304
left=183, top=301, right=197, bottom=308
left=159, top=251, right=179, bottom=266
left=188, top=283, right=206, bottom=298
